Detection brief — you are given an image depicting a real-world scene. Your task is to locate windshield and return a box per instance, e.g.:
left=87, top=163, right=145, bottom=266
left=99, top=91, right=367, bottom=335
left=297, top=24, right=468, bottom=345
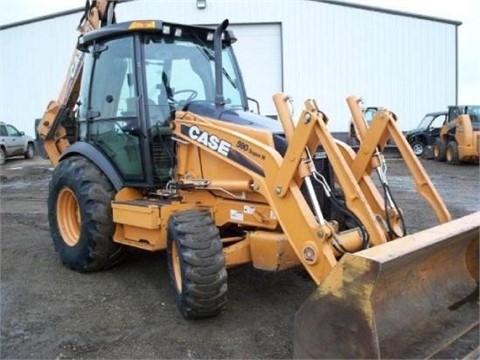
left=417, top=114, right=435, bottom=129
left=415, top=113, right=446, bottom=130
left=142, top=34, right=246, bottom=121
left=468, top=106, right=480, bottom=123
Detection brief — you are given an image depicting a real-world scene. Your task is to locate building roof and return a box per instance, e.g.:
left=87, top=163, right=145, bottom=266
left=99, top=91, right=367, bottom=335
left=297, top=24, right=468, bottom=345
left=0, top=0, right=462, bottom=31
left=316, top=0, right=462, bottom=26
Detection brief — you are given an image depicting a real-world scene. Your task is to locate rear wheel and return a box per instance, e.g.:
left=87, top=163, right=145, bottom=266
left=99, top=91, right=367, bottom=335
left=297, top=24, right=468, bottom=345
left=48, top=155, right=126, bottom=272
left=433, top=138, right=447, bottom=161
left=446, top=141, right=460, bottom=164
left=24, top=143, right=34, bottom=159
left=167, top=209, right=227, bottom=319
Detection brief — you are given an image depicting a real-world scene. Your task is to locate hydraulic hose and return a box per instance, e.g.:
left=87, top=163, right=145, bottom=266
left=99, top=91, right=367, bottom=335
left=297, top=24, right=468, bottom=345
left=381, top=182, right=407, bottom=239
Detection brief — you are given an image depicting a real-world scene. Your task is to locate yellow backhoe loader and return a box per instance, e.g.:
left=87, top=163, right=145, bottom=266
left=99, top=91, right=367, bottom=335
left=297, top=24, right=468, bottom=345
left=37, top=1, right=479, bottom=358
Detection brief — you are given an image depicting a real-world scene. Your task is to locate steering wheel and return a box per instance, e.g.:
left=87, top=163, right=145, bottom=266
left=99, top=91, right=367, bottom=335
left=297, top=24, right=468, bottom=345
left=171, top=89, right=198, bottom=104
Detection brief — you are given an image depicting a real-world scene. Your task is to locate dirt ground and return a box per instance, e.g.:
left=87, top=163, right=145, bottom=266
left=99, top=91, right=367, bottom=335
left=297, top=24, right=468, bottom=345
left=1, top=154, right=479, bottom=359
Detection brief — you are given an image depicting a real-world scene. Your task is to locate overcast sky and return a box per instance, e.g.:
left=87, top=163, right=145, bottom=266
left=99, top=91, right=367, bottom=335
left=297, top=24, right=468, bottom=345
left=1, top=0, right=479, bottom=103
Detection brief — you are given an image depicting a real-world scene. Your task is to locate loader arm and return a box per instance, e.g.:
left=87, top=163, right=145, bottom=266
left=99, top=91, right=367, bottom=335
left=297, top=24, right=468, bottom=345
left=273, top=96, right=390, bottom=245
left=277, top=99, right=391, bottom=246
left=36, top=0, right=116, bottom=165
left=346, top=96, right=451, bottom=224
left=174, top=91, right=463, bottom=286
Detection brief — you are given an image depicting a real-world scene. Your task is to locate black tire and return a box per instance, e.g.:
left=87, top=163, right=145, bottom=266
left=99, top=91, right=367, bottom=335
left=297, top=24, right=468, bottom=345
left=433, top=138, right=447, bottom=161
left=446, top=141, right=460, bottom=164
left=167, top=209, right=227, bottom=319
left=0, top=148, right=5, bottom=165
left=48, top=155, right=127, bottom=272
left=411, top=140, right=425, bottom=156
left=24, top=143, right=34, bottom=159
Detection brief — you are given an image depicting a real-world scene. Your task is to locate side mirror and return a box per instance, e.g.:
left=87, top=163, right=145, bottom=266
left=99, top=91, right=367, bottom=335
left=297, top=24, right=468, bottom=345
left=247, top=97, right=260, bottom=114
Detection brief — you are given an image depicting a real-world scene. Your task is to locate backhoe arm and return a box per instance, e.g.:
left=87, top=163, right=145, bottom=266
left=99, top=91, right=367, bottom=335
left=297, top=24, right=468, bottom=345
left=36, top=0, right=116, bottom=165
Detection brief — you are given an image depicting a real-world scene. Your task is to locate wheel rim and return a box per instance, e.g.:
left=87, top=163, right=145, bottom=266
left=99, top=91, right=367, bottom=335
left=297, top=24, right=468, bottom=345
left=57, top=188, right=81, bottom=246
left=28, top=145, right=34, bottom=157
left=171, top=242, right=182, bottom=292
left=0, top=150, right=5, bottom=164
left=413, top=143, right=423, bottom=155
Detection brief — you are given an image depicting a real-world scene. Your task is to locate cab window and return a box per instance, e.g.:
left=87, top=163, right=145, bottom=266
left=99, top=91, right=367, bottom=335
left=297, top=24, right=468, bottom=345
left=81, top=37, right=145, bottom=182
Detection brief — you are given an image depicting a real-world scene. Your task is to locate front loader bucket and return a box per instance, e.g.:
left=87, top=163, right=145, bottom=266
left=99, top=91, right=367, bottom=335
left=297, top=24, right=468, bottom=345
left=294, top=212, right=479, bottom=359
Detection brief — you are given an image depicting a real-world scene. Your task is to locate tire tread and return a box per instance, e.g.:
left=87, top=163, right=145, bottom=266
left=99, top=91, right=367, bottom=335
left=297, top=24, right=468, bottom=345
left=48, top=156, right=126, bottom=272
left=167, top=209, right=227, bottom=319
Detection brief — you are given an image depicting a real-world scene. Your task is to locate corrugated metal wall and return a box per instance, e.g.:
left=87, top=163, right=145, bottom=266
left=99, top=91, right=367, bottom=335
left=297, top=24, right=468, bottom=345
left=0, top=0, right=457, bottom=135
left=0, top=13, right=80, bottom=136
left=280, top=1, right=457, bottom=131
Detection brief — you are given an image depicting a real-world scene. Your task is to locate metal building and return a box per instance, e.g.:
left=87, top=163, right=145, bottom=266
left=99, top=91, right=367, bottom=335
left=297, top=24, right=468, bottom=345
left=0, top=0, right=460, bottom=137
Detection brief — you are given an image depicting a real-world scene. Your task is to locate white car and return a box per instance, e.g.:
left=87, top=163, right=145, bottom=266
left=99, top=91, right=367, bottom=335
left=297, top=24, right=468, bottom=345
left=0, top=122, right=35, bottom=165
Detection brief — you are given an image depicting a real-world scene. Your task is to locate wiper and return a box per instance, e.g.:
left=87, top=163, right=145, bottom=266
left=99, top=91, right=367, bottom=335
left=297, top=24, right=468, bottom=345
left=197, top=46, right=237, bottom=90
left=199, top=46, right=214, bottom=60
left=222, top=67, right=237, bottom=89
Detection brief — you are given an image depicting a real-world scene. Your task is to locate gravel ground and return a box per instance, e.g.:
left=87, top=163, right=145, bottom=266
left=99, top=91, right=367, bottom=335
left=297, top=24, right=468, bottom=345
left=1, top=155, right=478, bottom=359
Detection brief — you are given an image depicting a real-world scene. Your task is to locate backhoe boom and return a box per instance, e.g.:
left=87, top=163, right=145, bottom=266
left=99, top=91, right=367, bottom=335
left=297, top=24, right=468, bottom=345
left=36, top=0, right=115, bottom=165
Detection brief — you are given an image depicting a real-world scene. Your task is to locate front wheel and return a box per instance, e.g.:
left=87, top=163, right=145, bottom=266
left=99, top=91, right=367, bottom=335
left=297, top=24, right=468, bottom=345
left=411, top=140, right=425, bottom=156
left=48, top=156, right=127, bottom=272
left=167, top=209, right=227, bottom=319
left=0, top=148, right=5, bottom=165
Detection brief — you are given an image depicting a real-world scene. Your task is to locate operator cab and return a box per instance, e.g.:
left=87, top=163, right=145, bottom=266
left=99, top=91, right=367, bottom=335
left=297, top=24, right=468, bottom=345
left=75, top=20, right=249, bottom=188
left=448, top=105, right=480, bottom=131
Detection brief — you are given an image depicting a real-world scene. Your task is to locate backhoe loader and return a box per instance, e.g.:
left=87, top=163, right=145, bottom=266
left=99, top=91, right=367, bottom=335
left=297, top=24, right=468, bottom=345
left=37, top=1, right=479, bottom=358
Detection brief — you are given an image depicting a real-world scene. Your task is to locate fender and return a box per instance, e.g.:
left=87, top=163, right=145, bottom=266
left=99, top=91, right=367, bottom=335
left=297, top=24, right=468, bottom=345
left=59, top=142, right=124, bottom=191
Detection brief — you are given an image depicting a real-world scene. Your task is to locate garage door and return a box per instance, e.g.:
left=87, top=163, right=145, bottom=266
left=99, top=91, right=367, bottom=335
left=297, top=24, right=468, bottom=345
left=228, top=23, right=282, bottom=117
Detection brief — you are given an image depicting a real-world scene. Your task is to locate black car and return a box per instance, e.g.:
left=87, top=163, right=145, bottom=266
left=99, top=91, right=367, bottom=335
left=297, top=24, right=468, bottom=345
left=405, top=111, right=448, bottom=156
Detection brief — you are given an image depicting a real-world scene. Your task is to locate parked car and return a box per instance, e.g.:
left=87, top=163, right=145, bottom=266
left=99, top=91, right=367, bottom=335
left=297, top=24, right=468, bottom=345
left=405, top=111, right=448, bottom=156
left=0, top=122, right=35, bottom=165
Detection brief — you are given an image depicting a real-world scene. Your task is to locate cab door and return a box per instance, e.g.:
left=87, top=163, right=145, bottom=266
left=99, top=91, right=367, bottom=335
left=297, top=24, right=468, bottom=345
left=78, top=36, right=146, bottom=185
left=2, top=124, right=24, bottom=156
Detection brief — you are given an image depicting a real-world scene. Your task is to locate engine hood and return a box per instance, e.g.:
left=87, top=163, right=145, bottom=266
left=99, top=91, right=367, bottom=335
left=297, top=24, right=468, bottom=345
left=405, top=127, right=425, bottom=137
left=184, top=102, right=284, bottom=134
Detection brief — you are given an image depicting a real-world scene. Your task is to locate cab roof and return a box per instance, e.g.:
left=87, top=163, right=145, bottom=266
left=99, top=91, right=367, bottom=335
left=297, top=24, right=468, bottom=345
left=78, top=20, right=236, bottom=50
